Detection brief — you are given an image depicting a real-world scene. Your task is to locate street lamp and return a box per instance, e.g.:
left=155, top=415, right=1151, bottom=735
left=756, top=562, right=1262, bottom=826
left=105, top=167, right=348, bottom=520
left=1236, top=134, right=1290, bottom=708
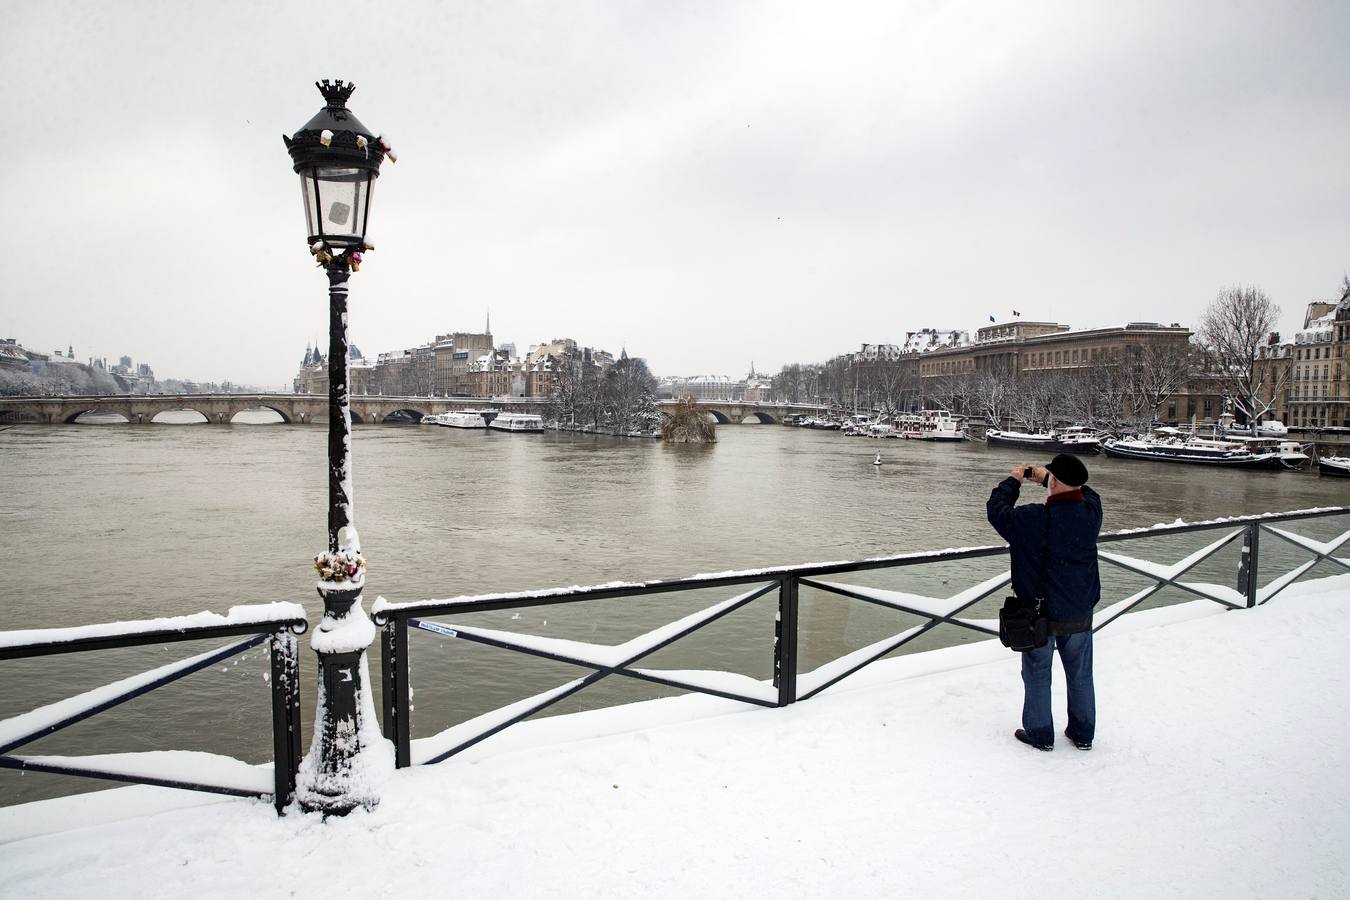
left=283, top=79, right=393, bottom=815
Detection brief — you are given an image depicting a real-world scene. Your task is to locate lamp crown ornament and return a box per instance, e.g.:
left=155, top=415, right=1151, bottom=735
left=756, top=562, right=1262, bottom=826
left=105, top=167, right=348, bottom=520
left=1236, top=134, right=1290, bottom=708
left=317, top=79, right=356, bottom=108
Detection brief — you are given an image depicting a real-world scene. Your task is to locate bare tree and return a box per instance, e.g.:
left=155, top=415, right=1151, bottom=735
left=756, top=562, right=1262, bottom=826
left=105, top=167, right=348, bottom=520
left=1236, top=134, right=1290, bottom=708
left=1128, top=342, right=1193, bottom=425
left=860, top=361, right=917, bottom=417
left=1196, top=285, right=1282, bottom=425
left=926, top=373, right=977, bottom=416
left=973, top=369, right=1015, bottom=426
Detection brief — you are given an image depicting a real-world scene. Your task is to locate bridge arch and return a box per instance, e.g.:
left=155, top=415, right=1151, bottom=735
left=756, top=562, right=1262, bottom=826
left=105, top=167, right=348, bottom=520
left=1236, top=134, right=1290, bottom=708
left=66, top=409, right=129, bottom=424
left=229, top=406, right=290, bottom=424
left=705, top=410, right=732, bottom=425
left=743, top=411, right=777, bottom=424
left=151, top=408, right=209, bottom=424
left=381, top=408, right=428, bottom=424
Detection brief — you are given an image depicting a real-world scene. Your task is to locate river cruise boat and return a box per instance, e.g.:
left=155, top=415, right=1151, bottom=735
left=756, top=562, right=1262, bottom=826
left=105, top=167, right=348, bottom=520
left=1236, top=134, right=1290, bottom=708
left=1102, top=434, right=1288, bottom=469
left=897, top=410, right=967, bottom=442
left=488, top=413, right=545, bottom=433
left=435, top=411, right=490, bottom=429
left=1317, top=456, right=1350, bottom=477
left=986, top=426, right=1101, bottom=455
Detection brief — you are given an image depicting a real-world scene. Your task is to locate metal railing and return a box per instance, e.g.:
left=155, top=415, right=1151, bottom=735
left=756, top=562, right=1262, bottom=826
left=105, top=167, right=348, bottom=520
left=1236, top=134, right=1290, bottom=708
left=0, top=606, right=307, bottom=814
left=372, top=505, right=1350, bottom=769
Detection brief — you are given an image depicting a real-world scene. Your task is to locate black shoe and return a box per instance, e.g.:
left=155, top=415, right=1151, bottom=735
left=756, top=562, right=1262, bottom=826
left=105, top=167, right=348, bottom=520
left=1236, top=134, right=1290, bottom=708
left=1064, top=729, right=1092, bottom=751
left=1015, top=728, right=1053, bottom=751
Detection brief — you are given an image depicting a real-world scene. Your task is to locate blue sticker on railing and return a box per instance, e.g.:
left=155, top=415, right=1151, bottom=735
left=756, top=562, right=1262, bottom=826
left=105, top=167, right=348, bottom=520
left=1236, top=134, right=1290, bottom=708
left=415, top=621, right=459, bottom=639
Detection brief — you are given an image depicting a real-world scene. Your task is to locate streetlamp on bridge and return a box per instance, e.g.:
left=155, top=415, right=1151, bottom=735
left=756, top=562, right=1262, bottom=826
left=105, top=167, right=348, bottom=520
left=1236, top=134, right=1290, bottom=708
left=283, top=79, right=393, bottom=814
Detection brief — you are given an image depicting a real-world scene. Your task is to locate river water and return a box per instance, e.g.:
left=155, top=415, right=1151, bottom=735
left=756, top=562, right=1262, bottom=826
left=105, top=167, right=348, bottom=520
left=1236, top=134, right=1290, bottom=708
left=3, top=413, right=1348, bottom=805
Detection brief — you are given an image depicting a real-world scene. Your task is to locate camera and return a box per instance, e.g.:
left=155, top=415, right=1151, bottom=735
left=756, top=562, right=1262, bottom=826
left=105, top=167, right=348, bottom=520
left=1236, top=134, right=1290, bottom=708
left=1023, top=467, right=1037, bottom=479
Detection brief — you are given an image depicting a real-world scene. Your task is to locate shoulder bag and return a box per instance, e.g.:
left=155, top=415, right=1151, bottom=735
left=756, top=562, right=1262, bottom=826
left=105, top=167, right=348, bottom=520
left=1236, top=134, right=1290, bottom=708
left=998, top=510, right=1050, bottom=651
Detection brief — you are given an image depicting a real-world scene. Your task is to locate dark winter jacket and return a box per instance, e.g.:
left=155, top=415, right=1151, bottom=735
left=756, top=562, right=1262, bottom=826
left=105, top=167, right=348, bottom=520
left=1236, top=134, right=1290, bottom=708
left=986, top=477, right=1103, bottom=628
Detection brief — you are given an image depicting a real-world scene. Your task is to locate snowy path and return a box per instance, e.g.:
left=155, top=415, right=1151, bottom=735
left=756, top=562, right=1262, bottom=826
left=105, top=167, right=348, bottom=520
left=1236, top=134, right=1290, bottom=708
left=2, top=582, right=1348, bottom=899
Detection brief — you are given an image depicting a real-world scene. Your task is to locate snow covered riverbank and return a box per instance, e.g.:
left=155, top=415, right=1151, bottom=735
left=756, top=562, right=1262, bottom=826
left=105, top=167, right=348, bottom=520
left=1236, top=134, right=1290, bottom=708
left=2, top=579, right=1348, bottom=899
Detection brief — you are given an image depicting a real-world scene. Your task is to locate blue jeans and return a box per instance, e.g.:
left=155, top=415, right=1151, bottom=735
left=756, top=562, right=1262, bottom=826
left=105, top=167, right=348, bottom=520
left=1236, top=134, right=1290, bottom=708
left=1021, top=630, right=1094, bottom=746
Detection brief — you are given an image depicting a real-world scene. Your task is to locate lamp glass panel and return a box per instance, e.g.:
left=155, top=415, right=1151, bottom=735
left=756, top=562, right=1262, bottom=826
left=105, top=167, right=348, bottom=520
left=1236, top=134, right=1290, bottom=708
left=299, top=172, right=320, bottom=237
left=309, top=166, right=371, bottom=247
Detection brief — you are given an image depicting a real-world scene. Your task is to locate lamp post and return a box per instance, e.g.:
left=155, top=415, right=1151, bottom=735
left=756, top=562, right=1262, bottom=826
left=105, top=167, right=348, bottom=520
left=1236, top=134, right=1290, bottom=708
left=283, top=79, right=393, bottom=815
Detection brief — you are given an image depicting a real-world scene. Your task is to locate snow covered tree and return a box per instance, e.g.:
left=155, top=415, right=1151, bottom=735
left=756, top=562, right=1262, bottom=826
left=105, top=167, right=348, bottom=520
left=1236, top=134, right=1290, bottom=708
left=1196, top=285, right=1283, bottom=425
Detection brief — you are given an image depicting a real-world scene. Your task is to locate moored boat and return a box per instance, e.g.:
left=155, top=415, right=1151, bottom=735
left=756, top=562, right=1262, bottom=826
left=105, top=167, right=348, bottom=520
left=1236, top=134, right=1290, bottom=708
left=1317, top=456, right=1350, bottom=477
left=986, top=426, right=1101, bottom=455
left=1102, top=435, right=1286, bottom=469
left=897, top=410, right=967, bottom=441
left=437, top=411, right=490, bottom=429
left=488, top=413, right=545, bottom=433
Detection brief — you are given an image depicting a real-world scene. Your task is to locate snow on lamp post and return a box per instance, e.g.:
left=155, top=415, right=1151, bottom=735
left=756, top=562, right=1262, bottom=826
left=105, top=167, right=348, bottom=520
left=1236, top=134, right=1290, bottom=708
left=283, top=79, right=395, bottom=815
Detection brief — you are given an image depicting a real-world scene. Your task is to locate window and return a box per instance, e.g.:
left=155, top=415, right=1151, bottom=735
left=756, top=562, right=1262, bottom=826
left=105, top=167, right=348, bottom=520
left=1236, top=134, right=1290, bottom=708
left=1168, top=400, right=1176, bottom=418
left=1203, top=399, right=1213, bottom=417
left=1071, top=349, right=1079, bottom=363
left=1055, top=352, right=1062, bottom=365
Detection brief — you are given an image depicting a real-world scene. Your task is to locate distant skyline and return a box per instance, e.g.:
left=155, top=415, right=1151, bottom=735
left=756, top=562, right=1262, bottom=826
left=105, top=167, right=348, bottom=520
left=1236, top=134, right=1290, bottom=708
left=3, top=1, right=1348, bottom=386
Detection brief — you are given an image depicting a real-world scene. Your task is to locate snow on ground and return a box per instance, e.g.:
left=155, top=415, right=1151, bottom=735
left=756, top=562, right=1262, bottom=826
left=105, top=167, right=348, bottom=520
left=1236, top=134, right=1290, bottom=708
left=2, top=581, right=1349, bottom=899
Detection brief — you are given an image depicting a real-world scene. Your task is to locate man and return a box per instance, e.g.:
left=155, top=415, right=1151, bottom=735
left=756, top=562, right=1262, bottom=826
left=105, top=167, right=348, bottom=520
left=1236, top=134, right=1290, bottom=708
left=986, top=453, right=1103, bottom=752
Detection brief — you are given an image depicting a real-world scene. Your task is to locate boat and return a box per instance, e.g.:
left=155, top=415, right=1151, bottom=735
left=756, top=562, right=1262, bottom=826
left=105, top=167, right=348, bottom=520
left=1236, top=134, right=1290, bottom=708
left=986, top=426, right=1101, bottom=455
left=1224, top=437, right=1310, bottom=469
left=488, top=413, right=545, bottom=433
left=435, top=411, right=490, bottom=429
left=896, top=410, right=967, bottom=442
left=1316, top=456, right=1350, bottom=477
left=1102, top=434, right=1287, bottom=469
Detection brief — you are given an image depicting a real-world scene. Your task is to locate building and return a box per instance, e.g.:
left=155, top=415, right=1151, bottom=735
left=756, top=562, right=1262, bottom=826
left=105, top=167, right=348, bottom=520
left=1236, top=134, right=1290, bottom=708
left=1286, top=292, right=1350, bottom=428
left=682, top=375, right=734, bottom=401
left=434, top=331, right=494, bottom=395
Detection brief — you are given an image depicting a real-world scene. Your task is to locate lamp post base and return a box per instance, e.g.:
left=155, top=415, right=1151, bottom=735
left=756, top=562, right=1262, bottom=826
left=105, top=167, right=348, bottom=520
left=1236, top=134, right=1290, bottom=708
left=295, top=582, right=391, bottom=815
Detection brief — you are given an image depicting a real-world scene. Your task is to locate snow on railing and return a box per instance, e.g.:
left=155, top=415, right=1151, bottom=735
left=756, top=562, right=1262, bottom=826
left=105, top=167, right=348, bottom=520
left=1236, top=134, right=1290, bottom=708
left=0, top=604, right=307, bottom=814
left=376, top=506, right=1350, bottom=768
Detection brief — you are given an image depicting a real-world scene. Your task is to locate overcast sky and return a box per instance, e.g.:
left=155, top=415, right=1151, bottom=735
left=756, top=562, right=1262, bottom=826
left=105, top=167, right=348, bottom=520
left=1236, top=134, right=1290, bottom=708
left=2, top=1, right=1348, bottom=386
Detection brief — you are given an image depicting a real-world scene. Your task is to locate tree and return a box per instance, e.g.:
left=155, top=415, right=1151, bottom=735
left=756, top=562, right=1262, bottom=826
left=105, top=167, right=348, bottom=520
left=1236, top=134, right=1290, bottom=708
left=599, top=356, right=658, bottom=433
left=1128, top=342, right=1193, bottom=426
left=973, top=369, right=1015, bottom=426
left=1196, top=286, right=1283, bottom=425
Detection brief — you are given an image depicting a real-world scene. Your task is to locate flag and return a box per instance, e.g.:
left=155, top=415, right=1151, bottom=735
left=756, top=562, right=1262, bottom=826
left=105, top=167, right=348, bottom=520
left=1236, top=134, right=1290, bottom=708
left=1012, top=309, right=1021, bottom=317
left=988, top=315, right=996, bottom=323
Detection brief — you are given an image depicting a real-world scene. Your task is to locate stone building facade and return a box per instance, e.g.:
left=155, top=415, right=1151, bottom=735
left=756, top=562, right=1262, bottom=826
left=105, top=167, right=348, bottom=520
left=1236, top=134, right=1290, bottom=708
left=1286, top=294, right=1350, bottom=428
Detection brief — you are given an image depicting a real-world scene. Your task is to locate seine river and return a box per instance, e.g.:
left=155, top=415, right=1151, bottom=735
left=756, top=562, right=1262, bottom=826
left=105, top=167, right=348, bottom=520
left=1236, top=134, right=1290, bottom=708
left=3, top=412, right=1347, bottom=805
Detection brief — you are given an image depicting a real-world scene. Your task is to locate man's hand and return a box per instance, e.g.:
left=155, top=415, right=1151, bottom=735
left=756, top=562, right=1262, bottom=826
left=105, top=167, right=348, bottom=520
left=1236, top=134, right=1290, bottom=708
left=1012, top=464, right=1047, bottom=484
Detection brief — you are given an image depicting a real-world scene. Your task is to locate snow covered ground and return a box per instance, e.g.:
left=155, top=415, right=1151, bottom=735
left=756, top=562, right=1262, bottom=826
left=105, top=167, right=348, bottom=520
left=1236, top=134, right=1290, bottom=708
left=2, top=579, right=1348, bottom=899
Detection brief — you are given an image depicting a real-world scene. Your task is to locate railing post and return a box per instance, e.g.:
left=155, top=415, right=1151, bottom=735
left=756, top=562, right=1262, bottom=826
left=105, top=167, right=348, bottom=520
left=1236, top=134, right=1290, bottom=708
left=379, top=617, right=411, bottom=767
left=1238, top=523, right=1261, bottom=608
left=269, top=629, right=302, bottom=815
left=774, top=575, right=799, bottom=706
left=394, top=616, right=411, bottom=767
left=380, top=620, right=398, bottom=745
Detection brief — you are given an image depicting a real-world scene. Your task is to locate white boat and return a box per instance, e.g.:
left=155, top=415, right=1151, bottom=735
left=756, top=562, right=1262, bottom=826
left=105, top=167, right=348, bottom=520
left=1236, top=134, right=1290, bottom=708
left=1103, top=434, right=1287, bottom=469
left=1318, top=456, right=1350, bottom=478
left=897, top=410, right=967, bottom=442
left=987, top=426, right=1101, bottom=455
left=436, top=411, right=489, bottom=429
left=488, top=413, right=545, bottom=433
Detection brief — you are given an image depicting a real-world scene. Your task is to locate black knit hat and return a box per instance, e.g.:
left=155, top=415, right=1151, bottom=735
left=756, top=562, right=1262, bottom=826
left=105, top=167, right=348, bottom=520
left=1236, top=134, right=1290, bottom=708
left=1046, top=453, right=1089, bottom=487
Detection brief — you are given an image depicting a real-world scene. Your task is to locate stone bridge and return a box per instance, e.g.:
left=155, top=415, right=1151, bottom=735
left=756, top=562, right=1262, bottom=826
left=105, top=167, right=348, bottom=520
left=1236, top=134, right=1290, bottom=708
left=0, top=394, right=551, bottom=425
left=657, top=399, right=828, bottom=425
left=0, top=395, right=826, bottom=426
